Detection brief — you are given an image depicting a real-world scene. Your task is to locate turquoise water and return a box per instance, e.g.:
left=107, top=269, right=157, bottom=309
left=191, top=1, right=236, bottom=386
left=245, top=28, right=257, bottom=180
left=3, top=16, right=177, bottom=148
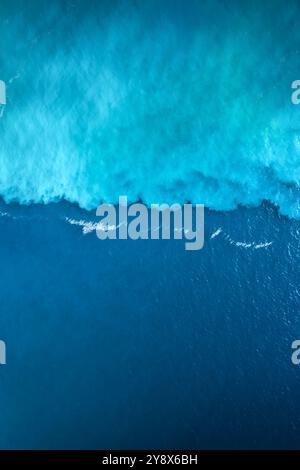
left=1, top=0, right=300, bottom=215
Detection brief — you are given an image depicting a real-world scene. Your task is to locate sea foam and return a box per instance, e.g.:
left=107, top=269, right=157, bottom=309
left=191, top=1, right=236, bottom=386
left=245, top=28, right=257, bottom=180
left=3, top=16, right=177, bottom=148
left=1, top=0, right=300, bottom=217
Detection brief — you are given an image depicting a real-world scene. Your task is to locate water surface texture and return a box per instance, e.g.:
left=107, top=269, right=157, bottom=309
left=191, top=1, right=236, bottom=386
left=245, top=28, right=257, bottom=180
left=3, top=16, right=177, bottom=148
left=0, top=0, right=300, bottom=450
left=1, top=0, right=300, bottom=215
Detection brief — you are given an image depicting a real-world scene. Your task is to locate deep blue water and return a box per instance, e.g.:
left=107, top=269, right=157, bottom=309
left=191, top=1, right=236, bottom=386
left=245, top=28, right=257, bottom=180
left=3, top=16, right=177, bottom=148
left=0, top=201, right=300, bottom=449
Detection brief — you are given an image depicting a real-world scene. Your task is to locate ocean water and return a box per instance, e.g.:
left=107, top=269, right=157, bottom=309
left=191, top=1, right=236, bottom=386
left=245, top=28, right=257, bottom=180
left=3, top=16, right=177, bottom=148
left=0, top=201, right=300, bottom=449
left=1, top=0, right=300, bottom=450
left=1, top=0, right=300, bottom=215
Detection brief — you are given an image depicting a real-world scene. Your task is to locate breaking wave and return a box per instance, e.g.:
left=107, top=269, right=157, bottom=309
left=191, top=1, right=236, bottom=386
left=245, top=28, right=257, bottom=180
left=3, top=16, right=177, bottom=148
left=1, top=0, right=300, bottom=217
